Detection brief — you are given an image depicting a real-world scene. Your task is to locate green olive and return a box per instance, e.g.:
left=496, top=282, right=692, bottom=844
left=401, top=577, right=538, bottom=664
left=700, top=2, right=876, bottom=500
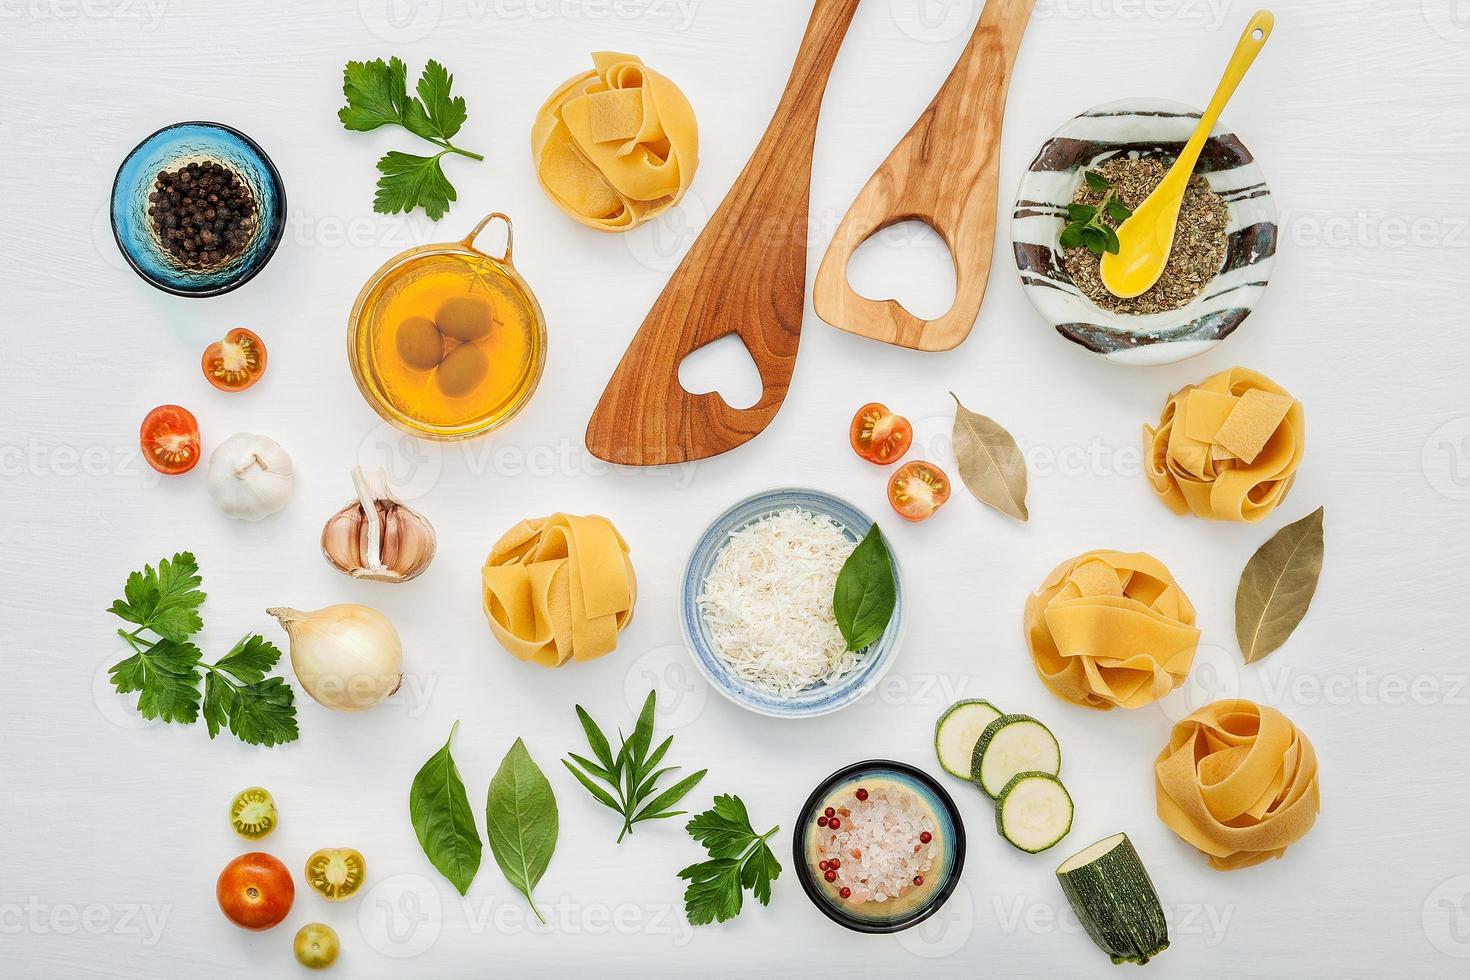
left=435, top=296, right=494, bottom=342
left=293, top=922, right=340, bottom=970
left=435, top=342, right=489, bottom=398
left=395, top=316, right=444, bottom=372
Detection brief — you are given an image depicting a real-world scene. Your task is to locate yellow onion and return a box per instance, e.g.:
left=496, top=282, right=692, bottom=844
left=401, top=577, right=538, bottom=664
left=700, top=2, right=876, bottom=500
left=267, top=605, right=403, bottom=711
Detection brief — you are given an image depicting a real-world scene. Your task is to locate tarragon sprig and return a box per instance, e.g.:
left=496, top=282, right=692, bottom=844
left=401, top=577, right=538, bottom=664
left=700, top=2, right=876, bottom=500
left=562, top=690, right=707, bottom=843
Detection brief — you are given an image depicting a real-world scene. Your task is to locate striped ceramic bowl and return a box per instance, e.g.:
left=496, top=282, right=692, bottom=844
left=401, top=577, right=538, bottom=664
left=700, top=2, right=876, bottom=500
left=679, top=487, right=905, bottom=719
left=1011, top=98, right=1277, bottom=365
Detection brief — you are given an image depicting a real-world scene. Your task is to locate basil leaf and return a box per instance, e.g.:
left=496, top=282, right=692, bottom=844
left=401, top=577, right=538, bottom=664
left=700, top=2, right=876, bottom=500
left=832, top=525, right=897, bottom=652
left=409, top=721, right=482, bottom=895
left=486, top=738, right=558, bottom=923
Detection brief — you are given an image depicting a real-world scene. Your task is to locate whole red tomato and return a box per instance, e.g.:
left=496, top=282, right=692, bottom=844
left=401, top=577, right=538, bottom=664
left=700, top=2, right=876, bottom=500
left=217, top=852, right=294, bottom=931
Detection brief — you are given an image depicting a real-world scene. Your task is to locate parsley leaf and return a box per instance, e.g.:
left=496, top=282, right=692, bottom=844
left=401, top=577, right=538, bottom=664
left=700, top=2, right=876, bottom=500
left=338, top=57, right=483, bottom=220
left=107, top=551, right=205, bottom=642
left=562, top=691, right=707, bottom=843
left=106, top=554, right=298, bottom=748
left=406, top=59, right=467, bottom=142
left=374, top=151, right=456, bottom=221
left=109, top=638, right=204, bottom=725
left=678, top=794, right=780, bottom=925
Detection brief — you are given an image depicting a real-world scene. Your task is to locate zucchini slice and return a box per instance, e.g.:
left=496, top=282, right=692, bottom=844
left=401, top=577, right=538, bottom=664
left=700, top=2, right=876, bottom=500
left=934, top=699, right=1003, bottom=779
left=1056, top=833, right=1170, bottom=965
left=995, top=771, right=1073, bottom=853
left=971, top=714, right=1061, bottom=798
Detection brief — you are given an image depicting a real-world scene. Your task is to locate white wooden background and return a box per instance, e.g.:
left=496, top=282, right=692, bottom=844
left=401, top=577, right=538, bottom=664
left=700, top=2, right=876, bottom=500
left=4, top=1, right=1469, bottom=977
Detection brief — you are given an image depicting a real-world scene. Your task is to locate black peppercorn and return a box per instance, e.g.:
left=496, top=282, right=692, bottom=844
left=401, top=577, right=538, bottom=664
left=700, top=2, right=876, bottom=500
left=148, top=160, right=259, bottom=269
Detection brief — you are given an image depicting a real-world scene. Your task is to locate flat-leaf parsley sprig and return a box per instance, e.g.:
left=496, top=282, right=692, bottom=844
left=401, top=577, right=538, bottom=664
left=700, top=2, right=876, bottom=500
left=678, top=794, right=781, bottom=926
left=338, top=57, right=484, bottom=221
left=108, top=552, right=299, bottom=747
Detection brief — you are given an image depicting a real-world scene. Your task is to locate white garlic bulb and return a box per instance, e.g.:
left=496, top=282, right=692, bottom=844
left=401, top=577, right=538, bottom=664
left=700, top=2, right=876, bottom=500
left=206, top=433, right=293, bottom=521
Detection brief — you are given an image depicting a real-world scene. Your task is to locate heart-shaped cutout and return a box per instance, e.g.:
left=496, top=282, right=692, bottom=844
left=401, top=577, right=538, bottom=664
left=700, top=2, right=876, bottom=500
left=677, top=333, right=762, bottom=410
left=845, top=219, right=957, bottom=320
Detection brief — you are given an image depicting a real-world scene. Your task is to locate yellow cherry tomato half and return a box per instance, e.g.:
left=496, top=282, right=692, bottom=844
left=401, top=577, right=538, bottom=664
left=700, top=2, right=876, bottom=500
left=294, top=922, right=340, bottom=969
left=304, top=848, right=367, bottom=901
left=229, top=786, right=277, bottom=840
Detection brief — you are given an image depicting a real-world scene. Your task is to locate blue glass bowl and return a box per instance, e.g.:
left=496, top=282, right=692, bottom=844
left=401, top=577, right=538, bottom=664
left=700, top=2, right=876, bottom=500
left=794, top=760, right=966, bottom=933
left=679, top=487, right=905, bottom=719
left=110, top=122, right=286, bottom=297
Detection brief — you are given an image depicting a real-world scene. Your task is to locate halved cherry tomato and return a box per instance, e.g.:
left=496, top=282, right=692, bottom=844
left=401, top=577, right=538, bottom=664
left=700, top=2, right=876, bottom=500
left=229, top=787, right=277, bottom=840
left=201, top=328, right=268, bottom=392
left=888, top=460, right=951, bottom=522
left=849, top=403, right=913, bottom=465
left=139, top=404, right=201, bottom=476
left=305, top=847, right=366, bottom=901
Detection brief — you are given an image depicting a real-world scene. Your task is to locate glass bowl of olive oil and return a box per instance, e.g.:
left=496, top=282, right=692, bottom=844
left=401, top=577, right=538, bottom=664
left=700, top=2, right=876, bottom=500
left=347, top=213, right=547, bottom=441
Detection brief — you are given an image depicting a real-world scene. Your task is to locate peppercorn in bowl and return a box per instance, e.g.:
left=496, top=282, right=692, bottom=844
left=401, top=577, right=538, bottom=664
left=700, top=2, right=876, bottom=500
left=1010, top=98, right=1277, bottom=366
left=111, top=121, right=286, bottom=297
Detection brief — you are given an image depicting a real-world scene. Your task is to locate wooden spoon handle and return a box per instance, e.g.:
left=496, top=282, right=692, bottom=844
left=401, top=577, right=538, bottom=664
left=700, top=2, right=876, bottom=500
left=814, top=0, right=1034, bottom=351
left=586, top=0, right=861, bottom=465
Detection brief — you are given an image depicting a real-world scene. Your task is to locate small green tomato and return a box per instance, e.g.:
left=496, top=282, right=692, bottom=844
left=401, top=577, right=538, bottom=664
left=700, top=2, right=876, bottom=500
left=293, top=922, right=340, bottom=970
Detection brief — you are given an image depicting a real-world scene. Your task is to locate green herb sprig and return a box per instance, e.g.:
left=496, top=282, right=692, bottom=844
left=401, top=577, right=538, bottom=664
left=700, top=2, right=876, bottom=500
left=678, top=794, right=781, bottom=926
left=338, top=57, right=483, bottom=220
left=1061, top=170, right=1134, bottom=256
left=832, top=524, right=897, bottom=653
left=562, top=691, right=707, bottom=843
left=107, top=552, right=299, bottom=747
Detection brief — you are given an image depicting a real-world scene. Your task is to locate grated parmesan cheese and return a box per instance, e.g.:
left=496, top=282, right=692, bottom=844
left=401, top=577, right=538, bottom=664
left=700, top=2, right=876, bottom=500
left=697, top=508, right=862, bottom=697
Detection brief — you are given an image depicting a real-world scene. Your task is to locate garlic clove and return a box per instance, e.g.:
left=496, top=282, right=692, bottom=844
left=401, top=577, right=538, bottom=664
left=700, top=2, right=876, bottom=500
left=320, top=468, right=436, bottom=583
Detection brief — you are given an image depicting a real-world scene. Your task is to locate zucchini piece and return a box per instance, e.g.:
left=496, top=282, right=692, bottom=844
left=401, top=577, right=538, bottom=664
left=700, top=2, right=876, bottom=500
left=971, top=714, right=1061, bottom=798
left=994, top=771, right=1072, bottom=853
left=1056, top=833, right=1170, bottom=965
left=934, top=699, right=1003, bottom=779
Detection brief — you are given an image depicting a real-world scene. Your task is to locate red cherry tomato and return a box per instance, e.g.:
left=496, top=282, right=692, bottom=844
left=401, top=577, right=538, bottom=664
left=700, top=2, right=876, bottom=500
left=139, top=404, right=201, bottom=476
left=201, top=328, right=268, bottom=392
left=888, top=460, right=951, bottom=522
left=849, top=403, right=913, bottom=465
left=216, top=852, right=294, bottom=931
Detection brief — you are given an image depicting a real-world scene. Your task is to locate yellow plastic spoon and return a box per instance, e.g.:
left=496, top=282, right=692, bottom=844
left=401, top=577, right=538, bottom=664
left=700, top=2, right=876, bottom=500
left=1100, top=10, right=1274, bottom=299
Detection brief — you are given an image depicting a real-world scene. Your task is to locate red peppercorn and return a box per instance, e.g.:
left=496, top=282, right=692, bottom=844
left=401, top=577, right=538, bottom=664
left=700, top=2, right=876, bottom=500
left=824, top=870, right=837, bottom=883
left=817, top=815, right=828, bottom=827
left=920, top=831, right=933, bottom=844
left=819, top=860, right=829, bottom=871
left=829, top=858, right=840, bottom=869
left=839, top=886, right=852, bottom=899
left=855, top=788, right=869, bottom=801
left=913, top=875, right=924, bottom=887
left=828, top=818, right=841, bottom=830
left=824, top=806, right=835, bottom=819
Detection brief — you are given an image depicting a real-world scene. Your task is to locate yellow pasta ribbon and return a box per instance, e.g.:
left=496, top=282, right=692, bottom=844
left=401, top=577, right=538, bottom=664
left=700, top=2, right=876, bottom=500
left=1155, top=699, right=1321, bottom=870
left=1144, top=366, right=1305, bottom=523
left=531, top=52, right=698, bottom=232
left=481, top=513, right=637, bottom=668
left=1024, top=550, right=1200, bottom=711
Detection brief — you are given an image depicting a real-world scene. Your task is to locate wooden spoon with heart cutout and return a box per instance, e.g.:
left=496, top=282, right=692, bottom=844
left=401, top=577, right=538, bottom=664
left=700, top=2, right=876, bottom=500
left=586, top=0, right=862, bottom=465
left=814, top=0, right=1035, bottom=352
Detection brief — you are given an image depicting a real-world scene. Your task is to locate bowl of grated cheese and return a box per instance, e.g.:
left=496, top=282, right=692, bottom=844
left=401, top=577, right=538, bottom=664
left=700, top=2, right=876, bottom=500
left=681, top=487, right=905, bottom=718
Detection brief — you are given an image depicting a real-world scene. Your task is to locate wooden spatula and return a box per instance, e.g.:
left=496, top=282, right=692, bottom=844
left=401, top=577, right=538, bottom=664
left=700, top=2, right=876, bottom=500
left=813, top=0, right=1034, bottom=352
left=586, top=0, right=861, bottom=466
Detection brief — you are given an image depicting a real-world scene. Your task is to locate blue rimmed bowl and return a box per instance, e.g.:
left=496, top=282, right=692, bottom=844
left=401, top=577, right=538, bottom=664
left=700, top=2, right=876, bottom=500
left=679, top=487, right=904, bottom=719
left=794, top=760, right=966, bottom=934
left=110, top=121, right=286, bottom=297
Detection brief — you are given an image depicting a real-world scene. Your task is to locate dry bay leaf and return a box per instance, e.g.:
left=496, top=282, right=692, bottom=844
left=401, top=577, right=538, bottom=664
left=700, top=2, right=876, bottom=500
left=1235, top=506, right=1325, bottom=664
left=950, top=393, right=1028, bottom=522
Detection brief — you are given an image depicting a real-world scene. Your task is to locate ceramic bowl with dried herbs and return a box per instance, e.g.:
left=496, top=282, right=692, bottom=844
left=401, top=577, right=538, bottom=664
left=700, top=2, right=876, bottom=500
left=1010, top=98, right=1277, bottom=366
